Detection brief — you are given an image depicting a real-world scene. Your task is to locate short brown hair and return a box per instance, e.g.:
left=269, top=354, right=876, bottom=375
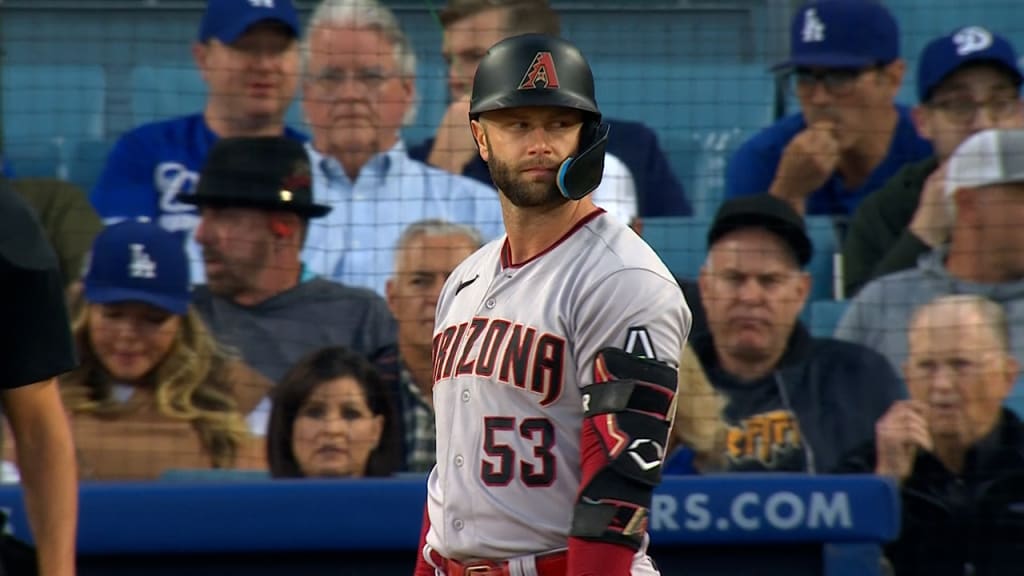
left=439, top=0, right=560, bottom=36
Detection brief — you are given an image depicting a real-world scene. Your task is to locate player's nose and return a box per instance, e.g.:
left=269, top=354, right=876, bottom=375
left=524, top=127, right=555, bottom=155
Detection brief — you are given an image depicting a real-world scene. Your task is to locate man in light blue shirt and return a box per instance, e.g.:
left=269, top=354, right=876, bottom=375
left=300, top=0, right=503, bottom=295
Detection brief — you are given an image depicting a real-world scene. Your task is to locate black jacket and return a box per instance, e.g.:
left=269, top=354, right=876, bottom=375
left=693, top=324, right=906, bottom=473
left=836, top=410, right=1024, bottom=576
left=841, top=156, right=938, bottom=297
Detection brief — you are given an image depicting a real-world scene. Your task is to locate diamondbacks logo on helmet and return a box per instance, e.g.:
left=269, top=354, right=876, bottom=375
left=518, top=51, right=561, bottom=90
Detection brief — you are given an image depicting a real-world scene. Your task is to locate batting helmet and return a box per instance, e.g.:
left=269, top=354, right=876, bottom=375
left=469, top=33, right=610, bottom=201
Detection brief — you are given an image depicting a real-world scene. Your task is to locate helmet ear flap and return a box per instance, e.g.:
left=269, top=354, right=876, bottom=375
left=556, top=120, right=609, bottom=201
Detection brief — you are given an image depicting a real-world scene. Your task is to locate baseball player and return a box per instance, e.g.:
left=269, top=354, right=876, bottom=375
left=414, top=34, right=691, bottom=576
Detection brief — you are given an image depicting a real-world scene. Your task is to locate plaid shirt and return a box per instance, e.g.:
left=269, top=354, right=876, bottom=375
left=396, top=365, right=436, bottom=473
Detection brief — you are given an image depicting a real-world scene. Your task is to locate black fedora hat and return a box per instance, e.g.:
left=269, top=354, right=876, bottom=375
left=179, top=136, right=331, bottom=218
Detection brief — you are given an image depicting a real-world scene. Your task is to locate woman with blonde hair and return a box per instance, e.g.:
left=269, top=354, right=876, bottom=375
left=665, top=344, right=728, bottom=474
left=56, top=219, right=270, bottom=480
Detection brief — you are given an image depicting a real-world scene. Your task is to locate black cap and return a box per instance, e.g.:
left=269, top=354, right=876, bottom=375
left=707, top=195, right=812, bottom=267
left=180, top=137, right=331, bottom=219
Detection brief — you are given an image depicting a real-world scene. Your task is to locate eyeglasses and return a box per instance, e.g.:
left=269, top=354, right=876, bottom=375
left=308, top=67, right=396, bottom=93
left=927, top=96, right=1022, bottom=125
left=790, top=66, right=878, bottom=98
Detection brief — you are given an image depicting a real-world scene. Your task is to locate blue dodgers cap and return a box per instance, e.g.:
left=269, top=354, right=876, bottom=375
left=198, top=0, right=300, bottom=44
left=917, top=26, right=1023, bottom=101
left=774, top=0, right=900, bottom=71
left=83, top=219, right=192, bottom=316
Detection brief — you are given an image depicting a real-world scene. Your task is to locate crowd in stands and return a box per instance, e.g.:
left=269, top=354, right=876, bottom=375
left=4, top=0, right=1024, bottom=572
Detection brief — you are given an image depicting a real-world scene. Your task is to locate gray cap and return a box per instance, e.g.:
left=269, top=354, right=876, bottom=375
left=946, top=128, right=1024, bottom=197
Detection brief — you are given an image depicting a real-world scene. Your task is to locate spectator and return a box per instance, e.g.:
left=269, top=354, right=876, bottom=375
left=267, top=346, right=401, bottom=478
left=836, top=128, right=1024, bottom=415
left=663, top=344, right=727, bottom=475
left=57, top=219, right=270, bottom=480
left=9, top=177, right=102, bottom=288
left=408, top=0, right=691, bottom=222
left=90, top=0, right=305, bottom=283
left=726, top=0, right=932, bottom=217
left=184, top=136, right=396, bottom=398
left=843, top=26, right=1024, bottom=296
left=0, top=180, right=78, bottom=575
left=376, top=219, right=481, bottom=472
left=299, top=0, right=502, bottom=295
left=695, top=195, right=904, bottom=472
left=836, top=295, right=1024, bottom=576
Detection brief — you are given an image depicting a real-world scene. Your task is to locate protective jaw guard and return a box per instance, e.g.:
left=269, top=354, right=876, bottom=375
left=556, top=120, right=610, bottom=201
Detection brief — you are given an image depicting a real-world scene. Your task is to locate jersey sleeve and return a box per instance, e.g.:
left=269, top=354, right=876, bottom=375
left=724, top=132, right=782, bottom=200
left=90, top=129, right=160, bottom=222
left=573, top=268, right=690, bottom=384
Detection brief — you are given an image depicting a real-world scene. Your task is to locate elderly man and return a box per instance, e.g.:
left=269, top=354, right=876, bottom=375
left=300, top=0, right=502, bottom=295
left=408, top=0, right=691, bottom=223
left=374, top=219, right=482, bottom=472
left=726, top=0, right=932, bottom=216
left=836, top=295, right=1024, bottom=576
left=843, top=26, right=1024, bottom=295
left=694, top=194, right=904, bottom=472
left=837, top=128, right=1024, bottom=416
left=92, top=0, right=305, bottom=282
left=183, top=136, right=395, bottom=399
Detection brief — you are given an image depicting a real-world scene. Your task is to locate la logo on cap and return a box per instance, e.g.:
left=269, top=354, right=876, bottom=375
left=801, top=8, right=825, bottom=43
left=129, top=243, right=157, bottom=279
left=249, top=0, right=275, bottom=7
left=953, top=26, right=993, bottom=56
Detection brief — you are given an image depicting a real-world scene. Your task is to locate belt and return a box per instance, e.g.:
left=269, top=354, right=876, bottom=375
left=429, top=548, right=567, bottom=576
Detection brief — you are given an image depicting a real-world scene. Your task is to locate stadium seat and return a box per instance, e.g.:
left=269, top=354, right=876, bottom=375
left=593, top=63, right=774, bottom=213
left=806, top=299, right=849, bottom=339
left=641, top=216, right=710, bottom=281
left=2, top=65, right=106, bottom=179
left=805, top=216, right=841, bottom=301
left=69, top=137, right=116, bottom=192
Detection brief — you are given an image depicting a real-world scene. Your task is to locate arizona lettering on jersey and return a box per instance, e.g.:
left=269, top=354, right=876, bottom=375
left=432, top=318, right=565, bottom=407
left=425, top=210, right=690, bottom=561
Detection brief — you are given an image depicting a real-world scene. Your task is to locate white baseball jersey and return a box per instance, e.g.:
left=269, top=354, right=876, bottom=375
left=425, top=209, right=691, bottom=562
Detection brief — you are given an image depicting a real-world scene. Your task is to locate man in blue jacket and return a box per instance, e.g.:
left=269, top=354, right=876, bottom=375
left=408, top=0, right=692, bottom=222
left=694, top=194, right=905, bottom=472
left=726, top=0, right=932, bottom=216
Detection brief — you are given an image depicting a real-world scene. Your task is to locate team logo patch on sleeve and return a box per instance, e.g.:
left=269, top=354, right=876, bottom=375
left=623, top=327, right=656, bottom=359
left=518, top=51, right=560, bottom=90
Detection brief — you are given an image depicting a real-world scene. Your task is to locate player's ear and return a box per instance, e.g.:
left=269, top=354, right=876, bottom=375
left=470, top=119, right=490, bottom=162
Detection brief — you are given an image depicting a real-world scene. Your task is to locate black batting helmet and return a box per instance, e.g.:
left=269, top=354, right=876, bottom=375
left=469, top=33, right=610, bottom=201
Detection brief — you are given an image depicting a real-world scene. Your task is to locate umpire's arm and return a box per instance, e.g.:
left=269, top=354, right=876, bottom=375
left=3, top=379, right=77, bottom=576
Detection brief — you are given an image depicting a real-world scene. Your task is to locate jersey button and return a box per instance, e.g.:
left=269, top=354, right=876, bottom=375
left=485, top=298, right=496, bottom=309
left=454, top=455, right=464, bottom=467
left=461, top=390, right=471, bottom=402
left=453, top=519, right=465, bottom=531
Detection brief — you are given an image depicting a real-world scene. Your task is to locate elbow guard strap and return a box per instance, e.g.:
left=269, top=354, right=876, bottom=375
left=571, top=347, right=678, bottom=550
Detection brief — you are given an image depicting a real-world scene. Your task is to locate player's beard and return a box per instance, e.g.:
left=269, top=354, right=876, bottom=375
left=488, top=155, right=568, bottom=210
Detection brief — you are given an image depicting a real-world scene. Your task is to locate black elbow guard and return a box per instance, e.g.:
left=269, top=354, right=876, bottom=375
left=571, top=347, right=678, bottom=549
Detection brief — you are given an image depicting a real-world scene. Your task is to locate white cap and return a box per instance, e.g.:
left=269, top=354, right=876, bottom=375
left=946, top=128, right=1024, bottom=198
